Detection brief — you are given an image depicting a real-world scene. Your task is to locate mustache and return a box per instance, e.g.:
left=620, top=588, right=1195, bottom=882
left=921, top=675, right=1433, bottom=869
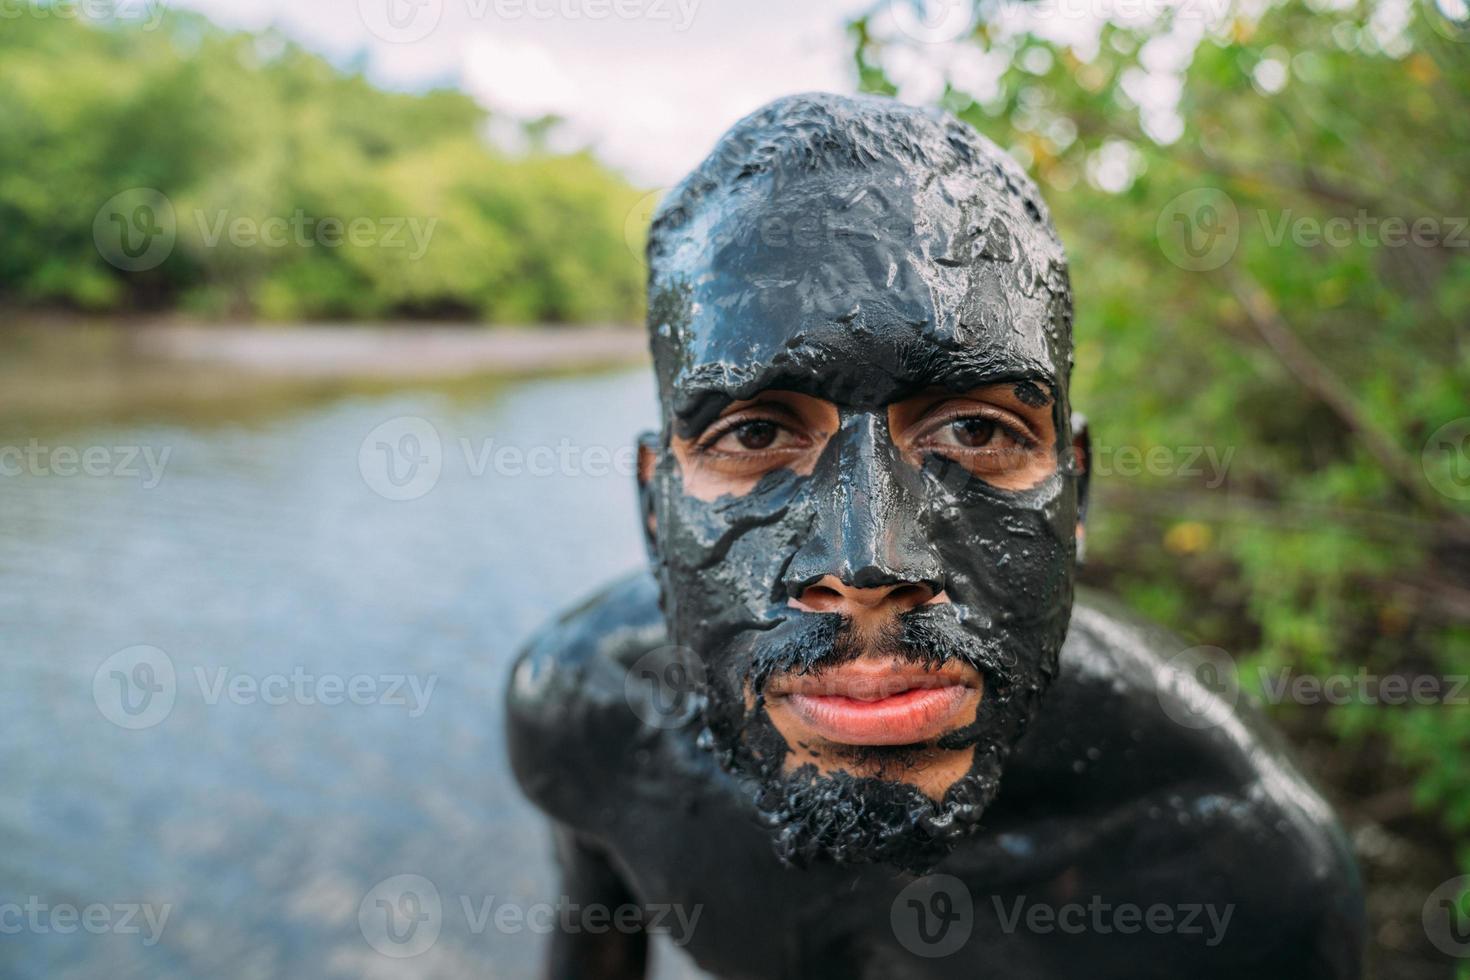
left=746, top=605, right=1015, bottom=698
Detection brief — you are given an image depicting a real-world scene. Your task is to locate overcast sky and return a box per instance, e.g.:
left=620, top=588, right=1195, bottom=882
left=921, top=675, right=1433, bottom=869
left=170, top=0, right=885, bottom=187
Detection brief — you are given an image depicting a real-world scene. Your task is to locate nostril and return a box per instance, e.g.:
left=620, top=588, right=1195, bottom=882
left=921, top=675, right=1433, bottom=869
left=791, top=579, right=938, bottom=614
left=888, top=584, right=934, bottom=610
left=794, top=585, right=845, bottom=612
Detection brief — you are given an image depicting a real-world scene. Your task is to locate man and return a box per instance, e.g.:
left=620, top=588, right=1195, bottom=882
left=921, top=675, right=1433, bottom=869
left=507, top=93, right=1364, bottom=979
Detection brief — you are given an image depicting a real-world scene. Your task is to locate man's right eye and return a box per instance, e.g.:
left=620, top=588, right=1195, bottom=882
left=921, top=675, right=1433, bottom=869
left=704, top=418, right=788, bottom=454
left=728, top=420, right=777, bottom=450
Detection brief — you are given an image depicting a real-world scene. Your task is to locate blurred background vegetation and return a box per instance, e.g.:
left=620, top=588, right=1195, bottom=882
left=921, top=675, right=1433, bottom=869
left=0, top=0, right=1466, bottom=975
left=0, top=9, right=645, bottom=322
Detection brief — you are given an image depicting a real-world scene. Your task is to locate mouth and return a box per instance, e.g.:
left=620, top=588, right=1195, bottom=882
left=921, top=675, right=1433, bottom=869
left=765, top=659, right=982, bottom=746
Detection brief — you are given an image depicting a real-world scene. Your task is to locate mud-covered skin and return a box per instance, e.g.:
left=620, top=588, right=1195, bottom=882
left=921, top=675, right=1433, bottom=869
left=643, top=93, right=1083, bottom=869
left=507, top=93, right=1364, bottom=976
left=508, top=573, right=1365, bottom=980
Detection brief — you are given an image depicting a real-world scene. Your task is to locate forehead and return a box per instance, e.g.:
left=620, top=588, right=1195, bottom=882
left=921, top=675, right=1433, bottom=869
left=652, top=169, right=1071, bottom=418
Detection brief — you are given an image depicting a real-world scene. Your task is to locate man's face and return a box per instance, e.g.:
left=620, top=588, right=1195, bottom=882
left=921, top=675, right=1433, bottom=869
left=641, top=164, right=1082, bottom=870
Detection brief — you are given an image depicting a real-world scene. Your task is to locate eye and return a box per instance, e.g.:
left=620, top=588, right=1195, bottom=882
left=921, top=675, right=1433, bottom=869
left=947, top=418, right=1004, bottom=449
left=892, top=389, right=1058, bottom=491
left=924, top=414, right=1030, bottom=453
left=910, top=405, right=1044, bottom=483
left=730, top=420, right=777, bottom=451
left=700, top=415, right=802, bottom=455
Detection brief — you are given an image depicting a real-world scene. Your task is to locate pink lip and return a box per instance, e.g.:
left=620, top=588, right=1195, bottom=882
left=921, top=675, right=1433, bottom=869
left=769, top=660, right=981, bottom=745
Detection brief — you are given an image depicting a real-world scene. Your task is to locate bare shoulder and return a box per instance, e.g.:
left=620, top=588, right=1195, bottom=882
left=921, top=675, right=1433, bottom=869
left=1005, top=588, right=1365, bottom=965
left=1057, top=589, right=1346, bottom=830
left=504, top=570, right=668, bottom=823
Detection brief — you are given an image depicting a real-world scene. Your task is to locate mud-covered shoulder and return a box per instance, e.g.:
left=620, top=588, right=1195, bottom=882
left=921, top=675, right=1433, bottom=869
left=1031, top=588, right=1365, bottom=968
left=1059, top=588, right=1344, bottom=812
left=505, top=570, right=668, bottom=827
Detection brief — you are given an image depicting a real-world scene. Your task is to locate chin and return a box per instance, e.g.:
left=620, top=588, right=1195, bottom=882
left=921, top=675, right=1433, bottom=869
left=709, top=699, right=1011, bottom=874
left=749, top=756, right=1006, bottom=874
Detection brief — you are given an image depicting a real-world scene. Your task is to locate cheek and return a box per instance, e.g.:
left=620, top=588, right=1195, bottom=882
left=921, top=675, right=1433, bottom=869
left=927, top=481, right=1077, bottom=615
left=654, top=468, right=810, bottom=611
left=669, top=442, right=759, bottom=501
left=668, top=429, right=828, bottom=504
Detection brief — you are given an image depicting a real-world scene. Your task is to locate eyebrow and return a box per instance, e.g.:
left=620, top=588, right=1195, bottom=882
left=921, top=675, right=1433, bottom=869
left=928, top=360, right=1058, bottom=398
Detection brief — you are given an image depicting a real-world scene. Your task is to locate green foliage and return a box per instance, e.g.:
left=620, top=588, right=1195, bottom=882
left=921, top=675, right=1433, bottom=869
left=0, top=9, right=646, bottom=323
left=853, top=0, right=1470, bottom=872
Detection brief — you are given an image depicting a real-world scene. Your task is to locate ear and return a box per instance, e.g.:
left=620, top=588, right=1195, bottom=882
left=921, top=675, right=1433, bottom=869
left=636, top=431, right=659, bottom=560
left=1070, top=412, right=1090, bottom=564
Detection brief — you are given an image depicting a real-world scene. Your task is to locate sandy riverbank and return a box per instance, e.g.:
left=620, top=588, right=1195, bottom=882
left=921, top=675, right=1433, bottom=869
left=0, top=320, right=649, bottom=428
left=134, top=323, right=649, bottom=378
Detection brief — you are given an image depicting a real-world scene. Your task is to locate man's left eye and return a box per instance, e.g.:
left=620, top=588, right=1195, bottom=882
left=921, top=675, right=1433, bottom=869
left=950, top=418, right=1000, bottom=448
left=934, top=417, right=1020, bottom=450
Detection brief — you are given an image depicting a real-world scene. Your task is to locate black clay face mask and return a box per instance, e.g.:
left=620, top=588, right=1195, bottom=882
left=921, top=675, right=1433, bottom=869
left=638, top=94, right=1085, bottom=873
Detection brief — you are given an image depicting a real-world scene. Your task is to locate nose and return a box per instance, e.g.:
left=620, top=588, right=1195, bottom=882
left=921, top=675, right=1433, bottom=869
left=790, top=574, right=944, bottom=619
left=782, top=413, right=946, bottom=618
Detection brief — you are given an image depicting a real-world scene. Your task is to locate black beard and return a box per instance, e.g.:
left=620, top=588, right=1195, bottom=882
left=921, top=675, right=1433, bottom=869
left=694, top=606, right=1051, bottom=874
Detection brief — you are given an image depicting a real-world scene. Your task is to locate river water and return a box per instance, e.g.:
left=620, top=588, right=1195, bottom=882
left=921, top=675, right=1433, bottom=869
left=0, top=351, right=707, bottom=978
